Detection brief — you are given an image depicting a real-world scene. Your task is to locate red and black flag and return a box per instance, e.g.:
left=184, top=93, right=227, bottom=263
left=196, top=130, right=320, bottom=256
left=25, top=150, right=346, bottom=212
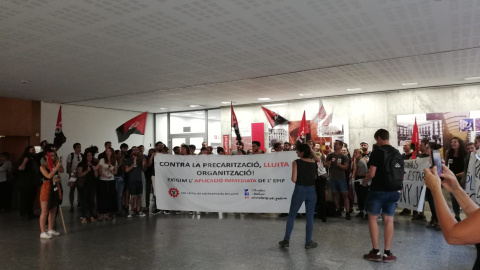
left=231, top=103, right=241, bottom=142
left=53, top=106, right=67, bottom=150
left=297, top=111, right=310, bottom=143
left=116, top=112, right=147, bottom=143
left=261, top=106, right=288, bottom=128
left=411, top=118, right=419, bottom=159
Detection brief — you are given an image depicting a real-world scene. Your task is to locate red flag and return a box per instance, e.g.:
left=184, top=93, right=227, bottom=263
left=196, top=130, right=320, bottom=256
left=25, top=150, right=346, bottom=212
left=116, top=112, right=147, bottom=143
left=297, top=111, right=309, bottom=142
left=312, top=99, right=327, bottom=123
left=411, top=118, right=419, bottom=159
left=261, top=106, right=288, bottom=128
left=231, top=104, right=241, bottom=141
left=53, top=106, right=67, bottom=149
left=322, top=113, right=333, bottom=127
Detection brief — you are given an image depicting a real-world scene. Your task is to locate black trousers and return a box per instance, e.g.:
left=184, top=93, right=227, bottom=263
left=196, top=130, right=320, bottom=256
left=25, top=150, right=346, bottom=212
left=425, top=188, right=437, bottom=221
left=18, top=186, right=37, bottom=216
left=354, top=181, right=368, bottom=211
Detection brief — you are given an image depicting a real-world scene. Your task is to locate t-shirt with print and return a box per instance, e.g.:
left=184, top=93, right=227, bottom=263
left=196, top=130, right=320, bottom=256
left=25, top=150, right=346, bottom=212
left=326, top=152, right=349, bottom=181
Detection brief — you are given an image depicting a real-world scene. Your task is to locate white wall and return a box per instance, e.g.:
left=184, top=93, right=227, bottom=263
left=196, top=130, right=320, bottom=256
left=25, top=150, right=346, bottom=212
left=222, top=85, right=480, bottom=150
left=41, top=102, right=154, bottom=206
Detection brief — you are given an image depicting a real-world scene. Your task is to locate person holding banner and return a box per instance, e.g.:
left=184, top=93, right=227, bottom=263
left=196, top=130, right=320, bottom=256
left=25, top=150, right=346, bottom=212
left=39, top=145, right=63, bottom=239
left=424, top=164, right=480, bottom=269
left=279, top=143, right=318, bottom=249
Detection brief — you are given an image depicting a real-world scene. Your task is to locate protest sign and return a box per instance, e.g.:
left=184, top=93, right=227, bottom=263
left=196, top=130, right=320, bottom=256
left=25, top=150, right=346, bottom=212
left=398, top=157, right=429, bottom=211
left=465, top=151, right=480, bottom=205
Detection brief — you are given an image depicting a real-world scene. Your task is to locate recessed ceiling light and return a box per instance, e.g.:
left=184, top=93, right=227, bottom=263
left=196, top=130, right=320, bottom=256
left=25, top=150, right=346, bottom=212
left=221, top=101, right=235, bottom=104
left=195, top=112, right=203, bottom=115
left=299, top=93, right=312, bottom=96
left=464, top=76, right=480, bottom=81
left=160, top=108, right=167, bottom=110
left=189, top=105, right=201, bottom=108
left=258, top=98, right=271, bottom=101
left=402, top=82, right=418, bottom=86
left=181, top=113, right=191, bottom=116
left=209, top=117, right=217, bottom=119
left=346, top=88, right=362, bottom=92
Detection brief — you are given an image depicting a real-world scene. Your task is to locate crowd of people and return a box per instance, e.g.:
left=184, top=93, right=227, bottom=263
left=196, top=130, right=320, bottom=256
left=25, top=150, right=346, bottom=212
left=1, top=132, right=479, bottom=267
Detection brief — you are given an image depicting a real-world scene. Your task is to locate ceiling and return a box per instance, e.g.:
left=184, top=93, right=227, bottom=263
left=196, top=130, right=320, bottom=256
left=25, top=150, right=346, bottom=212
left=2, top=0, right=480, bottom=113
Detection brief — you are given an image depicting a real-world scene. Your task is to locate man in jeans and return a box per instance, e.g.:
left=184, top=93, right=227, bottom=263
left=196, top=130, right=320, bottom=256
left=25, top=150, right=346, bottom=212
left=325, top=140, right=351, bottom=220
left=125, top=146, right=147, bottom=217
left=362, top=129, right=401, bottom=263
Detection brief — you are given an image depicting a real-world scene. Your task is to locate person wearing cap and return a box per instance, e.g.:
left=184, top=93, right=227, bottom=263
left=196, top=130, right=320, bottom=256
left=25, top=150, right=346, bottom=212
left=360, top=141, right=371, bottom=160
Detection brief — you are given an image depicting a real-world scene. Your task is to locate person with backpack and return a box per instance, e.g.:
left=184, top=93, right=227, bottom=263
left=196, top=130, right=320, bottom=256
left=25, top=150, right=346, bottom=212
left=361, top=129, right=404, bottom=263
left=66, top=143, right=83, bottom=213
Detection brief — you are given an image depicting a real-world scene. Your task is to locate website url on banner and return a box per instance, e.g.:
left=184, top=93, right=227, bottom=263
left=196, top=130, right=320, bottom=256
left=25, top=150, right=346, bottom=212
left=251, top=196, right=288, bottom=201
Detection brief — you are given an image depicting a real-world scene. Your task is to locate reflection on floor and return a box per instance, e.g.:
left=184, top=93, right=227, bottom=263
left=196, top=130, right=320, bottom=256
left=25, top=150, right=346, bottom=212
left=0, top=208, right=475, bottom=270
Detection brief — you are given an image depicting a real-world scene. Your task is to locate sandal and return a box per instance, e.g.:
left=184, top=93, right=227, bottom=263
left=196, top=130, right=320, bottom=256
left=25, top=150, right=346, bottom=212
left=90, top=217, right=97, bottom=223
left=81, top=218, right=87, bottom=224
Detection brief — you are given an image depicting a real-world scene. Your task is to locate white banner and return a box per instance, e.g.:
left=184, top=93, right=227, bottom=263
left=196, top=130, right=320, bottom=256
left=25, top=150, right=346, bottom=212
left=398, top=157, right=429, bottom=211
left=465, top=151, right=480, bottom=205
left=154, top=152, right=305, bottom=213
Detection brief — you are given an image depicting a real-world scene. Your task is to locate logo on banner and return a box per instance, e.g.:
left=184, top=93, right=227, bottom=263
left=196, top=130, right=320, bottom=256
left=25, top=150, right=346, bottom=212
left=168, top=188, right=179, bottom=198
left=244, top=189, right=249, bottom=199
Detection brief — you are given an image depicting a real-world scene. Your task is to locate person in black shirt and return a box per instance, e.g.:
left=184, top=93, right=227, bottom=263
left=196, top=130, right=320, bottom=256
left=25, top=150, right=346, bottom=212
left=445, top=137, right=467, bottom=221
left=362, top=129, right=401, bottom=263
left=279, top=144, right=318, bottom=249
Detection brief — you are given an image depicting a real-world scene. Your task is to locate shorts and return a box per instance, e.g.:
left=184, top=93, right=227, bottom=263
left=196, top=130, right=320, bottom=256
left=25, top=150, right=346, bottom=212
left=40, top=180, right=51, bottom=202
left=366, top=191, right=401, bottom=216
left=330, top=179, right=347, bottom=193
left=128, top=180, right=143, bottom=196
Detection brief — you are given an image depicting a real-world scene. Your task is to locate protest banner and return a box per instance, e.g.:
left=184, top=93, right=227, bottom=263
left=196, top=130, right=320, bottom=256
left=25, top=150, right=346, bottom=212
left=154, top=152, right=304, bottom=213
left=398, top=157, right=429, bottom=211
left=465, top=151, right=480, bottom=205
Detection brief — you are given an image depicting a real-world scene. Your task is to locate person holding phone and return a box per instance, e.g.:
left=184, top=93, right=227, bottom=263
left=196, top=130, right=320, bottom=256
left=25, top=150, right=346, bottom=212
left=38, top=144, right=63, bottom=239
left=424, top=164, right=480, bottom=269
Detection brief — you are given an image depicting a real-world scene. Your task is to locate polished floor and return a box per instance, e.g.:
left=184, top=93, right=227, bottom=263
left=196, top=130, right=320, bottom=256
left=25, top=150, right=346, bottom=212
left=0, top=208, right=476, bottom=270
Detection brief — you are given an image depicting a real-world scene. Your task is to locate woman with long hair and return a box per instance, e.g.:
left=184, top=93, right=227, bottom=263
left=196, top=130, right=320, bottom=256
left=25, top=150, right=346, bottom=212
left=445, top=137, right=467, bottom=221
left=279, top=143, right=318, bottom=249
left=77, top=149, right=99, bottom=223
left=97, top=147, right=118, bottom=221
left=38, top=144, right=64, bottom=239
left=352, top=148, right=369, bottom=218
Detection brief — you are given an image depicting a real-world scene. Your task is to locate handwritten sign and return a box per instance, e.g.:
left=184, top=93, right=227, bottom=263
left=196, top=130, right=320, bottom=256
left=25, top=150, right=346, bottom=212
left=398, top=157, right=429, bottom=211
left=465, top=151, right=480, bottom=205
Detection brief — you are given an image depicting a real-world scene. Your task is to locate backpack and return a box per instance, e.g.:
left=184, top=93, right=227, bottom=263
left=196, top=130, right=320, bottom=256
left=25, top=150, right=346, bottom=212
left=381, top=147, right=404, bottom=191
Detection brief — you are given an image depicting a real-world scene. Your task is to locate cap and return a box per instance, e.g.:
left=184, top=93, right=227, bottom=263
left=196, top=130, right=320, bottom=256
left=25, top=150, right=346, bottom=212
left=360, top=141, right=369, bottom=145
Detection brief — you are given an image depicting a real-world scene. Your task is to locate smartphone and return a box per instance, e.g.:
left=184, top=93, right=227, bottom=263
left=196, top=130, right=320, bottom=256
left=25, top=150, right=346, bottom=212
left=432, top=150, right=443, bottom=178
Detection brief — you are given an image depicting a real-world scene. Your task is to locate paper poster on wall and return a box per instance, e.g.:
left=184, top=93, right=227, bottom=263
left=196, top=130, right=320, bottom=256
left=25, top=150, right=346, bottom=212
left=397, top=112, right=469, bottom=154
left=459, top=119, right=474, bottom=131
left=268, top=125, right=289, bottom=150
left=476, top=119, right=480, bottom=131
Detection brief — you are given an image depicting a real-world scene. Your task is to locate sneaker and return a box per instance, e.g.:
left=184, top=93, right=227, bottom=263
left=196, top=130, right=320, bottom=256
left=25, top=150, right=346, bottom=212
left=127, top=212, right=135, bottom=218
left=411, top=213, right=427, bottom=221
left=363, top=250, right=382, bottom=262
left=399, top=209, right=411, bottom=216
left=137, top=212, right=146, bottom=217
left=382, top=252, right=397, bottom=263
left=278, top=239, right=289, bottom=247
left=188, top=211, right=193, bottom=215
left=47, top=230, right=60, bottom=237
left=346, top=212, right=351, bottom=220
left=305, top=241, right=318, bottom=249
left=355, top=211, right=364, bottom=218
left=151, top=209, right=161, bottom=215
left=40, top=232, right=52, bottom=239
left=164, top=210, right=170, bottom=215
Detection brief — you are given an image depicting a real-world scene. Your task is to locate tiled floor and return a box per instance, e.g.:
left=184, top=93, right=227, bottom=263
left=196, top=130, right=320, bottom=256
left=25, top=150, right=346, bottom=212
left=0, top=208, right=476, bottom=270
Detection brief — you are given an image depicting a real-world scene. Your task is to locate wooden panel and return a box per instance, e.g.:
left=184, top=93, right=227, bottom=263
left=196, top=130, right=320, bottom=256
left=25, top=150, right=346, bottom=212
left=0, top=97, right=41, bottom=145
